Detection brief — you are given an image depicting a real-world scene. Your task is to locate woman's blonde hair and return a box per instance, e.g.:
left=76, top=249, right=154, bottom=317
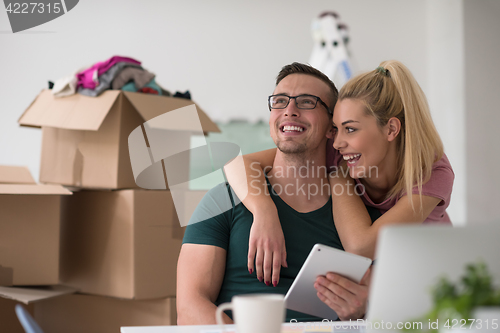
left=338, top=60, right=443, bottom=210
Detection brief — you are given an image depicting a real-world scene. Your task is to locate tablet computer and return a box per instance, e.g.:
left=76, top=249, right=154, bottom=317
left=285, top=243, right=372, bottom=320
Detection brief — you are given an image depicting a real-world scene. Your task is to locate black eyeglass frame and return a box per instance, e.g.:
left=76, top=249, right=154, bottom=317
left=268, top=94, right=332, bottom=115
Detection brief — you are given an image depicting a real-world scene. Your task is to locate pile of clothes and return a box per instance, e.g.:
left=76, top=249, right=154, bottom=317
left=50, top=55, right=190, bottom=99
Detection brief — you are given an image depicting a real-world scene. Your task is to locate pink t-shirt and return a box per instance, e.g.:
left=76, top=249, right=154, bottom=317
left=326, top=139, right=454, bottom=224
left=76, top=56, right=141, bottom=90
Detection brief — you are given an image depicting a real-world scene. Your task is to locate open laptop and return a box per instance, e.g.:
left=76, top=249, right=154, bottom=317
left=366, top=223, right=500, bottom=330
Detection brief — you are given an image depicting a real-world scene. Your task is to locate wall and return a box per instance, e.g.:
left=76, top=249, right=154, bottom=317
left=464, top=0, right=500, bottom=224
left=426, top=0, right=465, bottom=224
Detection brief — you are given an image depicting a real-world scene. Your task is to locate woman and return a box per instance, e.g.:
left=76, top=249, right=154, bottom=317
left=227, top=60, right=454, bottom=291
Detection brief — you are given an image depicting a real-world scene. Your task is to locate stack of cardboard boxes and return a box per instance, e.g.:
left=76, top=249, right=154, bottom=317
left=0, top=165, right=72, bottom=333
left=0, top=90, right=219, bottom=333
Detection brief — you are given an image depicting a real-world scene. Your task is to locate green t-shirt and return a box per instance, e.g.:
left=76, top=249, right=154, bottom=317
left=183, top=181, right=380, bottom=322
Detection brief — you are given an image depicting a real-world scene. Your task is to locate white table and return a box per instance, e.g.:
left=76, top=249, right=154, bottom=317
left=121, top=321, right=367, bottom=333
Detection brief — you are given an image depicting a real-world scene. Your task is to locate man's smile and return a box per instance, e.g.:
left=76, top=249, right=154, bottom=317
left=279, top=122, right=307, bottom=135
left=281, top=125, right=304, bottom=133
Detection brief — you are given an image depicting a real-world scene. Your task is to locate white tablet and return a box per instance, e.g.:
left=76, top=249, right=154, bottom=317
left=285, top=244, right=373, bottom=320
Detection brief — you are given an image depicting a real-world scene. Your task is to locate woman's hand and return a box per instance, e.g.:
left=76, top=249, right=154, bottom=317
left=223, top=148, right=288, bottom=286
left=248, top=207, right=287, bottom=287
left=314, top=267, right=372, bottom=320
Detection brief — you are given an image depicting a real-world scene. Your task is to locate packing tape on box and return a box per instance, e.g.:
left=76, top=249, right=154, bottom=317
left=128, top=104, right=247, bottom=227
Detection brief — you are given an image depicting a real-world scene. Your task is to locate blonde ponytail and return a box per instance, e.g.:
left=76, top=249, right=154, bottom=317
left=339, top=60, right=443, bottom=211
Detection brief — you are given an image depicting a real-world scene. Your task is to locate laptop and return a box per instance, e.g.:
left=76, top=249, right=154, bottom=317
left=366, top=224, right=500, bottom=329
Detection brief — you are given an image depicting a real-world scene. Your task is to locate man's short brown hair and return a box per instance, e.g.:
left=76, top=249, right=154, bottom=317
left=276, top=62, right=338, bottom=115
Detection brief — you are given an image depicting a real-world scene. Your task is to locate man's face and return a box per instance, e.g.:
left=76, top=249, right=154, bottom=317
left=269, top=74, right=334, bottom=156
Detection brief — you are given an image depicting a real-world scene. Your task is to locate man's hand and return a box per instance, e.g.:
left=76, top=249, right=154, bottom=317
left=247, top=209, right=287, bottom=287
left=314, top=267, right=372, bottom=320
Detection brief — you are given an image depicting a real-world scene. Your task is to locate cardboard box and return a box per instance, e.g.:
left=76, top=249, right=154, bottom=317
left=34, top=294, right=176, bottom=333
left=0, top=285, right=77, bottom=333
left=0, top=297, right=34, bottom=333
left=0, top=286, right=174, bottom=333
left=18, top=90, right=220, bottom=189
left=60, top=189, right=184, bottom=299
left=0, top=285, right=79, bottom=333
left=0, top=166, right=72, bottom=286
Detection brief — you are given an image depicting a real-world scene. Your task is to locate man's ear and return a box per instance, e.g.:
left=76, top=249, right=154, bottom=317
left=325, top=122, right=335, bottom=139
left=386, top=117, right=401, bottom=142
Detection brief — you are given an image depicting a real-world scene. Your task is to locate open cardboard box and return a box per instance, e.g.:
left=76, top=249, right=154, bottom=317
left=0, top=285, right=77, bottom=333
left=0, top=166, right=72, bottom=286
left=0, top=295, right=33, bottom=333
left=0, top=286, right=176, bottom=333
left=34, top=294, right=176, bottom=333
left=60, top=189, right=186, bottom=300
left=18, top=90, right=220, bottom=189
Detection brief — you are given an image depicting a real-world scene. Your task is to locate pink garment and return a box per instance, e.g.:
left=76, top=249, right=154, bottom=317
left=326, top=139, right=454, bottom=224
left=76, top=56, right=141, bottom=90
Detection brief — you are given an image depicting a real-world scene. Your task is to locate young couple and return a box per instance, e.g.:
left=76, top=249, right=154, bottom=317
left=240, top=61, right=454, bottom=289
left=177, top=61, right=454, bottom=324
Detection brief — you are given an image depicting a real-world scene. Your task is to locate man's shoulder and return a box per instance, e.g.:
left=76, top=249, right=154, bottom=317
left=206, top=182, right=232, bottom=197
left=204, top=182, right=243, bottom=208
left=188, top=182, right=242, bottom=226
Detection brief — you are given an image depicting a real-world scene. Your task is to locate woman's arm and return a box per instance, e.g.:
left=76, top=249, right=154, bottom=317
left=329, top=172, right=441, bottom=259
left=224, top=148, right=277, bottom=216
left=224, top=148, right=287, bottom=286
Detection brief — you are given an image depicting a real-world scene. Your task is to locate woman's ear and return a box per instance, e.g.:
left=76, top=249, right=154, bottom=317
left=386, top=117, right=401, bottom=142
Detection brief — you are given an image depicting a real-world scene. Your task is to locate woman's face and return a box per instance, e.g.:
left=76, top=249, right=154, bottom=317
left=332, top=99, right=393, bottom=179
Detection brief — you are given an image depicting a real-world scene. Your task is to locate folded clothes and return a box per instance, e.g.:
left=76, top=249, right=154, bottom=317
left=111, top=67, right=155, bottom=90
left=52, top=75, right=77, bottom=97
left=52, top=65, right=89, bottom=98
left=76, top=55, right=141, bottom=90
left=173, top=90, right=191, bottom=100
left=78, top=62, right=142, bottom=97
left=121, top=78, right=162, bottom=95
left=51, top=56, right=180, bottom=99
left=138, top=87, right=159, bottom=95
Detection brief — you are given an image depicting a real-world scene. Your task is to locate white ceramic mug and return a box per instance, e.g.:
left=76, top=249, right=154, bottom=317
left=215, top=294, right=286, bottom=333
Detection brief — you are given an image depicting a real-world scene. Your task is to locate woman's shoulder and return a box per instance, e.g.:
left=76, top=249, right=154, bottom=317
left=417, top=153, right=454, bottom=203
left=432, top=153, right=454, bottom=173
left=428, top=153, right=455, bottom=188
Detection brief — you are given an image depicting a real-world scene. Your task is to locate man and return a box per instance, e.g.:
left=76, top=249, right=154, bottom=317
left=177, top=63, right=377, bottom=324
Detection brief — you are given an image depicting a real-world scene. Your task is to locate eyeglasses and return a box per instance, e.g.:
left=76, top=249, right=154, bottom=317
left=268, top=94, right=331, bottom=114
